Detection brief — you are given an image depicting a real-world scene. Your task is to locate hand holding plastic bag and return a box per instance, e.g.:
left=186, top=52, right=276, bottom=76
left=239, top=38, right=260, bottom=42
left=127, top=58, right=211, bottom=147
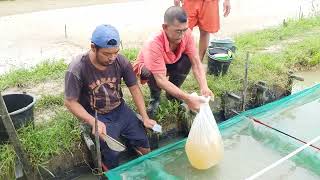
left=185, top=94, right=224, bottom=169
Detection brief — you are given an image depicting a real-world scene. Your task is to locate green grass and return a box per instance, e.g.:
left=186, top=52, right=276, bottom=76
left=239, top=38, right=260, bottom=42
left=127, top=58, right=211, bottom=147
left=199, top=16, right=320, bottom=96
left=35, top=94, right=64, bottom=109
left=235, top=16, right=320, bottom=51
left=121, top=48, right=139, bottom=63
left=181, top=72, right=245, bottom=97
left=155, top=100, right=180, bottom=123
left=231, top=30, right=320, bottom=89
left=0, top=60, right=67, bottom=91
left=0, top=50, right=138, bottom=91
left=283, top=36, right=320, bottom=67
left=152, top=16, right=319, bottom=97
left=18, top=110, right=81, bottom=165
left=0, top=144, right=15, bottom=179
left=0, top=110, right=81, bottom=179
left=126, top=16, right=320, bottom=116
left=236, top=33, right=318, bottom=91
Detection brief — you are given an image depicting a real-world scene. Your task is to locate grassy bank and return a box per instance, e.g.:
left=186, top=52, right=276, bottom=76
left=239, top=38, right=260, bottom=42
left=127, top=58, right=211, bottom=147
left=235, top=16, right=320, bottom=51
left=0, top=60, right=67, bottom=91
left=0, top=109, right=81, bottom=179
left=182, top=16, right=320, bottom=95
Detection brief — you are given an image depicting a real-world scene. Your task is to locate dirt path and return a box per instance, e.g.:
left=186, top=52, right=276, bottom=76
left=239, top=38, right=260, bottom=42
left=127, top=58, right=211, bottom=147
left=0, top=0, right=319, bottom=75
left=0, top=0, right=134, bottom=17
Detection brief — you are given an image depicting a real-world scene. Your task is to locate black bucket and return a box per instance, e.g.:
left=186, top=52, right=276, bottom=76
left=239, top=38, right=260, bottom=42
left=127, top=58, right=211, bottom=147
left=0, top=93, right=36, bottom=144
left=210, top=39, right=236, bottom=53
left=207, top=47, right=233, bottom=76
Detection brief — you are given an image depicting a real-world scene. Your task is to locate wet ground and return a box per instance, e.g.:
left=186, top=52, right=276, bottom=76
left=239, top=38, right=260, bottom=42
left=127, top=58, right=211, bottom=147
left=0, top=0, right=319, bottom=75
left=0, top=0, right=135, bottom=17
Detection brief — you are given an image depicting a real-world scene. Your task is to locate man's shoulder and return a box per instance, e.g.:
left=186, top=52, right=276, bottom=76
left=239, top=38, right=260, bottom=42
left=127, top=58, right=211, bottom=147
left=69, top=52, right=88, bottom=68
left=144, top=31, right=165, bottom=50
left=115, top=54, right=135, bottom=73
left=67, top=52, right=88, bottom=78
left=116, top=54, right=131, bottom=66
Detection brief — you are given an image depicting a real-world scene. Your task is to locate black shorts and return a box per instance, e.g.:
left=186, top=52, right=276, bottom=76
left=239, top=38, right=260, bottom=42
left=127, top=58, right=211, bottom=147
left=96, top=102, right=149, bottom=169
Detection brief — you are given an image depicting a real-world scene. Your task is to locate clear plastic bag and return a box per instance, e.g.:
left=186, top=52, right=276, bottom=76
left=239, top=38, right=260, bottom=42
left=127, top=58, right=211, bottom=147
left=185, top=95, right=224, bottom=170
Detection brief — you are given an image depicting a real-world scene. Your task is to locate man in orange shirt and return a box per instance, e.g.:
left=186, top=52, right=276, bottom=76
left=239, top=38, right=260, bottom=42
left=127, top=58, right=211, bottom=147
left=174, top=0, right=231, bottom=62
left=133, top=6, right=213, bottom=118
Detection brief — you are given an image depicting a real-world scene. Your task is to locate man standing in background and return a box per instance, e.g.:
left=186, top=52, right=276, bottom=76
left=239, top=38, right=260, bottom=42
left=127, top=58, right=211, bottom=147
left=174, top=0, right=231, bottom=62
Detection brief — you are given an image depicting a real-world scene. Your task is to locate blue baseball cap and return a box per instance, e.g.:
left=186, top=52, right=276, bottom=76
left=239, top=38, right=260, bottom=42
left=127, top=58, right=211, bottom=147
left=91, top=24, right=120, bottom=48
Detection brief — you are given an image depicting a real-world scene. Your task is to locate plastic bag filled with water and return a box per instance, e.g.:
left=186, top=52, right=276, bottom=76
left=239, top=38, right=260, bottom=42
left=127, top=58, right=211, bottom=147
left=185, top=94, right=224, bottom=169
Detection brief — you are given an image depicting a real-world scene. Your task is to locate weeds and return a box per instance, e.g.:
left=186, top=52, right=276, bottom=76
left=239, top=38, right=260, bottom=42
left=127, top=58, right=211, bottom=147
left=0, top=144, right=15, bottom=179
left=121, top=48, right=139, bottom=63
left=235, top=16, right=320, bottom=51
left=35, top=93, right=64, bottom=109
left=0, top=60, right=67, bottom=91
left=0, top=110, right=81, bottom=179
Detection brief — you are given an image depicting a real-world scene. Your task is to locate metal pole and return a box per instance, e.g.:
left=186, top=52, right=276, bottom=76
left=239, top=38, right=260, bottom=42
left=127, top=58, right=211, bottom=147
left=242, top=52, right=249, bottom=111
left=0, top=92, right=42, bottom=180
left=92, top=88, right=102, bottom=178
left=65, top=24, right=68, bottom=39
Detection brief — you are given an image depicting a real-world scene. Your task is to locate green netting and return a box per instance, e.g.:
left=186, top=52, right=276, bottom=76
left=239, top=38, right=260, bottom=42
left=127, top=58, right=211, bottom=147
left=106, top=84, right=320, bottom=180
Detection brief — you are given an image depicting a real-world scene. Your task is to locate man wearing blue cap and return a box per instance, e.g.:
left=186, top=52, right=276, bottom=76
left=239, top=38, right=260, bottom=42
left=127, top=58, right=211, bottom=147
left=64, top=24, right=156, bottom=170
